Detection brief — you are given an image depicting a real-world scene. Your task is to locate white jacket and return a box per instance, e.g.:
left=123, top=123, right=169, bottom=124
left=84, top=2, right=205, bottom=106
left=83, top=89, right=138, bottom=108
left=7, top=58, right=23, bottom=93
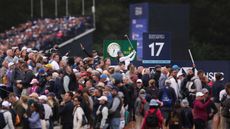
left=0, top=110, right=15, bottom=129
left=169, top=77, right=180, bottom=99
left=73, top=106, right=87, bottom=129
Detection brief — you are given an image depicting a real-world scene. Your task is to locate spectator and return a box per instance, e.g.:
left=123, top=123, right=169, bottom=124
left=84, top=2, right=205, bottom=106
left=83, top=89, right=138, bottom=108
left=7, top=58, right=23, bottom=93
left=193, top=92, right=212, bottom=129
left=135, top=89, right=148, bottom=129
left=95, top=96, right=109, bottom=129
left=0, top=101, right=15, bottom=129
left=141, top=99, right=163, bottom=129
left=28, top=102, right=42, bottom=129
left=38, top=95, right=53, bottom=129
left=72, top=96, right=87, bottom=129
left=59, top=91, right=74, bottom=129
left=109, top=87, right=122, bottom=129
left=180, top=99, right=193, bottom=129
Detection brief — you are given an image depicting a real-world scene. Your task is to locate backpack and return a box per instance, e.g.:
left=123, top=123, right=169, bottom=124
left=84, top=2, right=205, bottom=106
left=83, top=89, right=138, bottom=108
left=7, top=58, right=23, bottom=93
left=0, top=111, right=7, bottom=129
left=94, top=105, right=109, bottom=129
left=221, top=96, right=230, bottom=118
left=161, top=88, right=172, bottom=107
left=9, top=109, right=21, bottom=126
left=139, top=96, right=147, bottom=116
left=76, top=107, right=88, bottom=127
left=81, top=114, right=88, bottom=126
left=186, top=79, right=196, bottom=94
left=170, top=111, right=180, bottom=125
left=146, top=109, right=159, bottom=127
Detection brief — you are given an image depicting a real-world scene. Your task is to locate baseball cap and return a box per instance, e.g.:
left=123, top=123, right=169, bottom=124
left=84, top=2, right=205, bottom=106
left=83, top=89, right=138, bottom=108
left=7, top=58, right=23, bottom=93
left=201, top=88, right=209, bottom=94
left=30, top=78, right=39, bottom=85
left=136, top=79, right=142, bottom=83
left=139, top=89, right=146, bottom=94
left=149, top=99, right=159, bottom=106
left=181, top=99, right=189, bottom=107
left=44, top=64, right=53, bottom=69
left=2, top=101, right=11, bottom=108
left=172, top=65, right=180, bottom=70
left=98, top=96, right=108, bottom=101
left=38, top=95, right=48, bottom=101
left=100, top=74, right=108, bottom=79
left=196, top=92, right=204, bottom=97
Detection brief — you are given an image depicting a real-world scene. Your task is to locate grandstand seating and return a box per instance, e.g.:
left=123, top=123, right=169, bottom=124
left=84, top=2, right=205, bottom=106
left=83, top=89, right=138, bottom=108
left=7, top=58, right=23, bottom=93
left=0, top=16, right=92, bottom=51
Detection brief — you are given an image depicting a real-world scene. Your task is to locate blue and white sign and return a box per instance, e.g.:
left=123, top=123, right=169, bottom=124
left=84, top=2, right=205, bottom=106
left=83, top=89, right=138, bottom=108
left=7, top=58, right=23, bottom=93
left=130, top=3, right=149, bottom=60
left=142, top=32, right=171, bottom=64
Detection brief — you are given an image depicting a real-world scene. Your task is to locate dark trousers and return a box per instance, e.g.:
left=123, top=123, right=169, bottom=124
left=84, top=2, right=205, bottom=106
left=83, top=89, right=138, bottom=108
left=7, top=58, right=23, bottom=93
left=194, top=119, right=206, bottom=129
left=169, top=124, right=182, bottom=129
left=62, top=124, right=73, bottom=129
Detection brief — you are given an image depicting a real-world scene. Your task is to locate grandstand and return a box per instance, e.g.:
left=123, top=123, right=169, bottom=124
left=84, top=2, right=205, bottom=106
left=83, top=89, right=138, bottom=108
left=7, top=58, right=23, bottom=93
left=0, top=16, right=93, bottom=52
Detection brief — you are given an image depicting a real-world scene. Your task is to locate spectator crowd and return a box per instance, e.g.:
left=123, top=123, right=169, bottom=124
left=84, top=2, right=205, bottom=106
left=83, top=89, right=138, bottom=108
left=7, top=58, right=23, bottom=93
left=0, top=16, right=92, bottom=51
left=0, top=39, right=230, bottom=129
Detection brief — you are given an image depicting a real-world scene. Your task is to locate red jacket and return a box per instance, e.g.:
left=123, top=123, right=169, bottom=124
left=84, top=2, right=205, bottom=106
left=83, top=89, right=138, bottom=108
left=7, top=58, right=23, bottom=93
left=141, top=108, right=163, bottom=129
left=193, top=99, right=211, bottom=121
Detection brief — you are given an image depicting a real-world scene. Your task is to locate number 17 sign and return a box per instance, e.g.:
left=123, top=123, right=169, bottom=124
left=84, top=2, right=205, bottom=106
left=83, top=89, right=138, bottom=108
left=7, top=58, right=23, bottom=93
left=142, top=32, right=171, bottom=64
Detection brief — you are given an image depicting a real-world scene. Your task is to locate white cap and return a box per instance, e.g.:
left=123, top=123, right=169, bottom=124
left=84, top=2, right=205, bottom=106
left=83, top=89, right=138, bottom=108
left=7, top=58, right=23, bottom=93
left=96, top=68, right=103, bottom=73
left=27, top=48, right=32, bottom=53
left=8, top=62, right=14, bottom=67
left=136, top=79, right=142, bottom=83
left=2, top=101, right=11, bottom=108
left=38, top=95, right=48, bottom=101
left=98, top=96, right=108, bottom=101
left=21, top=46, right=27, bottom=51
left=196, top=92, right=204, bottom=97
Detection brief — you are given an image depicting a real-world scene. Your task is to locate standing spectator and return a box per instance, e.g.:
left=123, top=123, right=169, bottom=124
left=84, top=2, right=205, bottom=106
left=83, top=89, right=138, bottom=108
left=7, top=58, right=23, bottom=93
left=4, top=49, right=14, bottom=63
left=0, top=101, right=15, bottom=129
left=28, top=78, right=39, bottom=95
left=28, top=102, right=42, bottom=129
left=95, top=96, right=109, bottom=129
left=193, top=92, right=212, bottom=129
left=201, top=88, right=218, bottom=129
left=181, top=69, right=202, bottom=107
left=8, top=93, right=25, bottom=128
left=151, top=65, right=161, bottom=88
left=141, top=99, right=163, bottom=129
left=109, top=87, right=122, bottom=129
left=134, top=89, right=148, bottom=129
left=59, top=91, right=74, bottom=129
left=221, top=82, right=230, bottom=129
left=180, top=99, right=193, bottom=129
left=158, top=67, right=169, bottom=89
left=63, top=65, right=78, bottom=93
left=212, top=73, right=225, bottom=129
left=50, top=53, right=60, bottom=70
left=47, top=93, right=59, bottom=127
left=72, top=96, right=87, bottom=129
left=38, top=95, right=53, bottom=129
left=166, top=102, right=182, bottom=129
left=145, top=79, right=159, bottom=100
left=168, top=69, right=180, bottom=99
left=159, top=79, right=177, bottom=126
left=20, top=63, right=34, bottom=96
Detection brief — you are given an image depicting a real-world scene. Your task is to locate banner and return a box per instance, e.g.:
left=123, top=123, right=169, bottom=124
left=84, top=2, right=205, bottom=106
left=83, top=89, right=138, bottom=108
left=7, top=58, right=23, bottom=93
left=142, top=32, right=171, bottom=64
left=130, top=3, right=149, bottom=60
left=103, top=40, right=137, bottom=61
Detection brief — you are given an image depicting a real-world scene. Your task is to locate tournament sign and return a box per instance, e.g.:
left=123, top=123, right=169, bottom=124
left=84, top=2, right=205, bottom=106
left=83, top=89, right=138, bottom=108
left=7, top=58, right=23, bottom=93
left=103, top=40, right=137, bottom=61
left=142, top=33, right=171, bottom=64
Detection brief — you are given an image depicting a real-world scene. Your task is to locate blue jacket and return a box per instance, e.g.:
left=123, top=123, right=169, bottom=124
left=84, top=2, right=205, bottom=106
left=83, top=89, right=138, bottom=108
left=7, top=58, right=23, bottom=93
left=28, top=112, right=42, bottom=129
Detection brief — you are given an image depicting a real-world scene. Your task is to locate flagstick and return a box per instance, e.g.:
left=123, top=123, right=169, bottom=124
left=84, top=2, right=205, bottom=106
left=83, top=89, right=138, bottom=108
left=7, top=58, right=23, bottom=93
left=188, top=49, right=195, bottom=66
